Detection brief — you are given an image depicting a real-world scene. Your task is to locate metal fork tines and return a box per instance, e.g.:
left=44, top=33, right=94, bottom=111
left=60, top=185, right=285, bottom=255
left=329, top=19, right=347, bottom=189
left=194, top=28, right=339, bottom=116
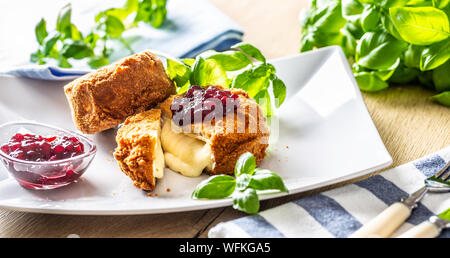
left=350, top=160, right=450, bottom=238
left=402, top=160, right=450, bottom=208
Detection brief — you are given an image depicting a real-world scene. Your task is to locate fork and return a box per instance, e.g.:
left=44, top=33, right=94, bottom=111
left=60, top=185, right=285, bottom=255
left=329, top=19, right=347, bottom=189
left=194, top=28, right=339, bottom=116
left=350, top=160, right=450, bottom=238
left=397, top=210, right=449, bottom=238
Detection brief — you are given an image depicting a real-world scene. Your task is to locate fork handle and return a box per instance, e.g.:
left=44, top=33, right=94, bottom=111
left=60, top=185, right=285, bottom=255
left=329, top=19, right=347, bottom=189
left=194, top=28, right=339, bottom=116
left=397, top=221, right=440, bottom=238
left=350, top=202, right=411, bottom=238
left=397, top=216, right=447, bottom=238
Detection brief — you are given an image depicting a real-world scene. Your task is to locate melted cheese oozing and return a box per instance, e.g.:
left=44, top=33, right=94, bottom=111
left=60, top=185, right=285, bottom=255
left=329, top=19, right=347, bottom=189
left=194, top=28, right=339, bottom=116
left=161, top=120, right=212, bottom=177
left=153, top=137, right=164, bottom=178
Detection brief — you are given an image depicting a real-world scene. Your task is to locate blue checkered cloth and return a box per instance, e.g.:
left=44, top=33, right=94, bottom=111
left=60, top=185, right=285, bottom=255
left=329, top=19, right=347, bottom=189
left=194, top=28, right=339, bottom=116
left=209, top=146, right=450, bottom=238
left=1, top=0, right=243, bottom=80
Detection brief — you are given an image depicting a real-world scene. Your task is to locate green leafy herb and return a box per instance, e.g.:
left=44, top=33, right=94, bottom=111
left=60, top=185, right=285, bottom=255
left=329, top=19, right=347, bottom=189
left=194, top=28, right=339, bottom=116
left=432, top=91, right=450, bottom=106
left=354, top=71, right=389, bottom=91
left=233, top=42, right=267, bottom=63
left=190, top=57, right=228, bottom=87
left=165, top=42, right=287, bottom=116
left=437, top=208, right=450, bottom=221
left=35, top=18, right=48, bottom=45
left=299, top=0, right=450, bottom=107
left=191, top=152, right=289, bottom=214
left=232, top=188, right=260, bottom=214
left=245, top=168, right=289, bottom=193
left=432, top=59, right=450, bottom=92
left=31, top=1, right=168, bottom=69
left=389, top=7, right=449, bottom=46
left=192, top=175, right=236, bottom=199
left=234, top=152, right=256, bottom=177
left=356, top=31, right=407, bottom=70
left=420, top=40, right=450, bottom=71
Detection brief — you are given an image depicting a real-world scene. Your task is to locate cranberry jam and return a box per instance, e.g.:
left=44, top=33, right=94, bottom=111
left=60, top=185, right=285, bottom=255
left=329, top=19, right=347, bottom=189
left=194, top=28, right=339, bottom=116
left=0, top=133, right=84, bottom=162
left=170, top=85, right=240, bottom=126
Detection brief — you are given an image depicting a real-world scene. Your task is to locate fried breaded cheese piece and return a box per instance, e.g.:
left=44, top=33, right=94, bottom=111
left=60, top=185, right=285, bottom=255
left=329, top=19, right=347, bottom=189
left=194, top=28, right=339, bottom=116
left=64, top=51, right=175, bottom=134
left=159, top=87, right=269, bottom=177
left=113, top=109, right=164, bottom=191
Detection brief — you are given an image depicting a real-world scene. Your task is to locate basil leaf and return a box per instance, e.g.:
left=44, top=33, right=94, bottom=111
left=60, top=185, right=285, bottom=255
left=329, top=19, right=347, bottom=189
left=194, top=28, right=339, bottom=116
left=361, top=5, right=382, bottom=32
left=418, top=70, right=435, bottom=89
left=231, top=64, right=271, bottom=97
left=56, top=4, right=72, bottom=37
left=182, top=58, right=195, bottom=67
left=312, top=31, right=345, bottom=48
left=150, top=5, right=167, bottom=28
left=389, top=65, right=419, bottom=84
left=431, top=91, right=450, bottom=106
left=356, top=31, right=408, bottom=70
left=43, top=32, right=60, bottom=56
left=236, top=174, right=252, bottom=191
left=310, top=0, right=346, bottom=33
left=30, top=49, right=45, bottom=65
left=272, top=75, right=286, bottom=108
left=70, top=24, right=83, bottom=41
left=203, top=51, right=252, bottom=71
left=345, top=19, right=364, bottom=39
left=341, top=28, right=357, bottom=57
left=123, top=0, right=139, bottom=14
left=103, top=14, right=126, bottom=38
left=432, top=60, right=450, bottom=92
left=192, top=175, right=236, bottom=199
left=354, top=72, right=389, bottom=92
left=371, top=0, right=409, bottom=8
left=254, top=89, right=273, bottom=117
left=58, top=56, right=72, bottom=68
left=190, top=56, right=228, bottom=87
left=438, top=208, right=450, bottom=221
left=342, top=0, right=364, bottom=22
left=300, top=33, right=315, bottom=52
left=373, top=62, right=399, bottom=81
left=232, top=188, right=260, bottom=214
left=247, top=168, right=289, bottom=193
left=234, top=152, right=256, bottom=177
left=167, top=58, right=191, bottom=89
left=420, top=40, right=450, bottom=71
left=389, top=7, right=450, bottom=45
left=61, top=40, right=94, bottom=59
left=35, top=18, right=48, bottom=45
left=88, top=56, right=109, bottom=69
left=233, top=43, right=266, bottom=63
left=380, top=13, right=404, bottom=41
left=404, top=44, right=424, bottom=69
left=407, top=0, right=434, bottom=6
left=135, top=0, right=167, bottom=28
left=84, top=32, right=100, bottom=49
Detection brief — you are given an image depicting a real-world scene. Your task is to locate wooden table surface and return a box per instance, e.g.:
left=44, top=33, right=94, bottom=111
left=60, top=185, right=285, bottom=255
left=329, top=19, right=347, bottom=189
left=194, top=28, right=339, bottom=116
left=0, top=0, right=449, bottom=238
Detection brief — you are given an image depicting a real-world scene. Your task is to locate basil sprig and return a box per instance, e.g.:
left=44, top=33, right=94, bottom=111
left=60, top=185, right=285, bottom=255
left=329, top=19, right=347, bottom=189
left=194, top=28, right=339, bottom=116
left=31, top=0, right=168, bottom=69
left=192, top=152, right=289, bottom=214
left=300, top=0, right=450, bottom=107
left=165, top=43, right=287, bottom=117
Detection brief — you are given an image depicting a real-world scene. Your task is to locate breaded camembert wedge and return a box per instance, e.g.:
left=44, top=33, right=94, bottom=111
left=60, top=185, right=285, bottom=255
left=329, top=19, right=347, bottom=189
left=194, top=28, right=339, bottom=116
left=158, top=85, right=269, bottom=177
left=113, top=109, right=164, bottom=190
left=64, top=51, right=175, bottom=134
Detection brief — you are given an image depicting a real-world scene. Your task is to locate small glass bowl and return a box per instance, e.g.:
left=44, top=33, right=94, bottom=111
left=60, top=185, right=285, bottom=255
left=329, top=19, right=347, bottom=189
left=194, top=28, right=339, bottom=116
left=0, top=121, right=97, bottom=190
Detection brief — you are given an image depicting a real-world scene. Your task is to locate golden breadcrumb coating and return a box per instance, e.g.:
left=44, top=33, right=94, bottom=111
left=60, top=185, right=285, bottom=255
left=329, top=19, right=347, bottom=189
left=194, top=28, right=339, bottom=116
left=159, top=86, right=269, bottom=175
left=113, top=109, right=163, bottom=190
left=64, top=51, right=175, bottom=134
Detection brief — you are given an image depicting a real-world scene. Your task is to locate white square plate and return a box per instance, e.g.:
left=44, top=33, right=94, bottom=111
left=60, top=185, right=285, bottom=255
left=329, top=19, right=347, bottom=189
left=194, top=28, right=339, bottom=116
left=0, top=46, right=392, bottom=215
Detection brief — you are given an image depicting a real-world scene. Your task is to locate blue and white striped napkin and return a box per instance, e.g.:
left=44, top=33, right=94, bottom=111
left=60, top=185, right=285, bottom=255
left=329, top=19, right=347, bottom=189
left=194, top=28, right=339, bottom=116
left=209, top=146, right=450, bottom=238
left=0, top=0, right=242, bottom=80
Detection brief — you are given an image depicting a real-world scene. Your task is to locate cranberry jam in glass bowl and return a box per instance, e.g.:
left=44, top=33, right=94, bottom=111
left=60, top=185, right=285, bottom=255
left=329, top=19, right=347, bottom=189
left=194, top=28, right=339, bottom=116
left=0, top=121, right=96, bottom=190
